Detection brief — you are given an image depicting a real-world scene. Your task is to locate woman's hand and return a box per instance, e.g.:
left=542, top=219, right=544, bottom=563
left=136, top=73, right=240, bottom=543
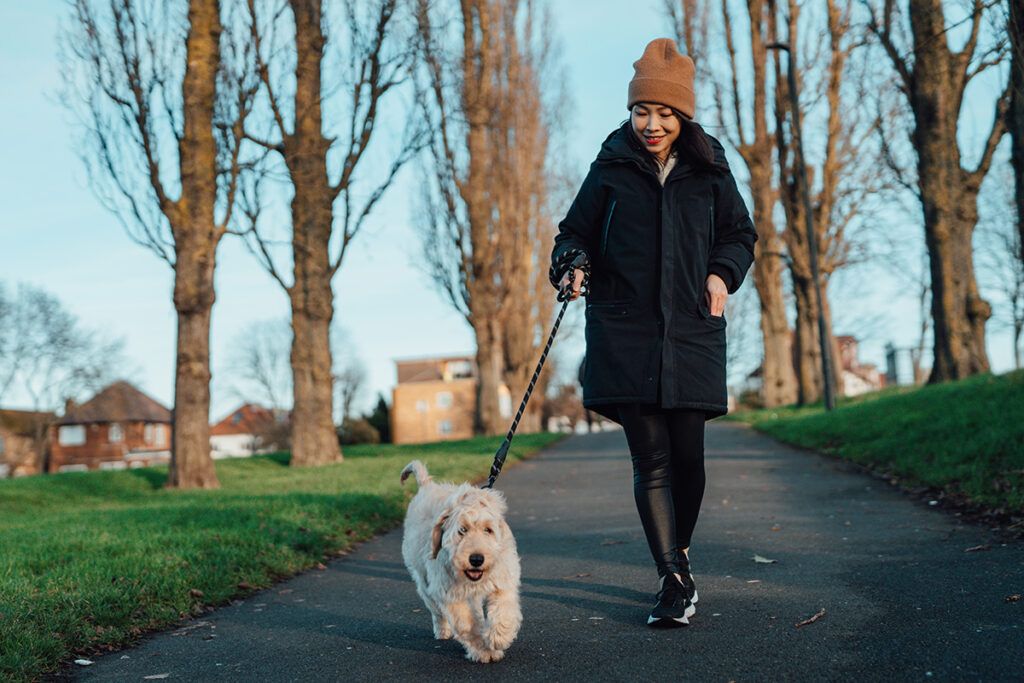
left=705, top=273, right=728, bottom=317
left=559, top=268, right=586, bottom=301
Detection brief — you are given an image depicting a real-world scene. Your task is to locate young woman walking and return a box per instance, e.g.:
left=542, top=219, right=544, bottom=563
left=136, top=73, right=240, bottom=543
left=549, top=38, right=758, bottom=627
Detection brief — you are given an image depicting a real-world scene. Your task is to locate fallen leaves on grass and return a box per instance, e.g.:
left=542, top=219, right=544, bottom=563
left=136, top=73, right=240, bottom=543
left=795, top=608, right=826, bottom=628
left=964, top=544, right=991, bottom=553
left=189, top=588, right=204, bottom=598
left=1005, top=594, right=1021, bottom=603
left=74, top=659, right=93, bottom=666
left=752, top=554, right=777, bottom=564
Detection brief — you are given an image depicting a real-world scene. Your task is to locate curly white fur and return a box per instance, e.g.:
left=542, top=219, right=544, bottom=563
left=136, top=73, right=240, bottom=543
left=400, top=460, right=523, bottom=663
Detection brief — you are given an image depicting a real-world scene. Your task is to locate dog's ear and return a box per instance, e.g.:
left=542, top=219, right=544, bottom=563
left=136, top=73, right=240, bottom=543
left=498, top=517, right=513, bottom=542
left=431, top=509, right=451, bottom=559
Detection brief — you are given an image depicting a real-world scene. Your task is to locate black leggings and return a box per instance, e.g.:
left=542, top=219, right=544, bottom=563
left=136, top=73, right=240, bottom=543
left=616, top=402, right=707, bottom=579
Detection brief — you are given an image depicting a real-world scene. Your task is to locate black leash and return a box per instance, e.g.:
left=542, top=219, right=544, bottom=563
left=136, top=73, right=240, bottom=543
left=481, top=252, right=590, bottom=489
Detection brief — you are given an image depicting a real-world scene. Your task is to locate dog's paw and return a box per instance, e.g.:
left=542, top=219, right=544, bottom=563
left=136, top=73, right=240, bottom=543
left=487, top=633, right=516, bottom=652
left=464, top=648, right=504, bottom=663
left=433, top=625, right=453, bottom=640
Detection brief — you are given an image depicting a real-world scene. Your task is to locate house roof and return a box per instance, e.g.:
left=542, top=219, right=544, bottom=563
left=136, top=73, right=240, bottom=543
left=0, top=409, right=54, bottom=436
left=60, top=381, right=171, bottom=425
left=210, top=403, right=276, bottom=436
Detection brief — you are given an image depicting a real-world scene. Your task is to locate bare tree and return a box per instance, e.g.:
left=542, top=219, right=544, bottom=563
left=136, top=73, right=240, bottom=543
left=62, top=0, right=256, bottom=488
left=238, top=0, right=427, bottom=466
left=864, top=0, right=1010, bottom=382
left=976, top=164, right=1024, bottom=368
left=227, top=317, right=293, bottom=410
left=414, top=0, right=565, bottom=435
left=494, top=0, right=568, bottom=434
left=1009, top=0, right=1024, bottom=261
left=0, top=282, right=125, bottom=473
left=665, top=0, right=799, bottom=409
left=771, top=0, right=883, bottom=402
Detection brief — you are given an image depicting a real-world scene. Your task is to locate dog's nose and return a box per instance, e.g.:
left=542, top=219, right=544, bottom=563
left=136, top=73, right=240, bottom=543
left=469, top=553, right=485, bottom=567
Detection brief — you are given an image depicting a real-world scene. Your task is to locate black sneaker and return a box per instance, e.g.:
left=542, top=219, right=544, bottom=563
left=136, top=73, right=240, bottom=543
left=647, top=572, right=694, bottom=627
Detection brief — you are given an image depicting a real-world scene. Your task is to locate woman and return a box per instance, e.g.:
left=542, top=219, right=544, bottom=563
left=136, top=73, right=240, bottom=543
left=548, top=38, right=757, bottom=628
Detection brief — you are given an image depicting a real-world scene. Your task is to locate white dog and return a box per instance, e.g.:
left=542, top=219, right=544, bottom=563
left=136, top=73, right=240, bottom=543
left=400, top=460, right=522, bottom=663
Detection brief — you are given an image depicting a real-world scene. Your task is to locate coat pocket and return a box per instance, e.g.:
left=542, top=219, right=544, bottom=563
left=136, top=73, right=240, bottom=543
left=583, top=301, right=648, bottom=399
left=599, top=198, right=618, bottom=259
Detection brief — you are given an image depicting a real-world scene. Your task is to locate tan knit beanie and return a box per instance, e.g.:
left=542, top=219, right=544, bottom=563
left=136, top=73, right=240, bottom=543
left=627, top=38, right=696, bottom=119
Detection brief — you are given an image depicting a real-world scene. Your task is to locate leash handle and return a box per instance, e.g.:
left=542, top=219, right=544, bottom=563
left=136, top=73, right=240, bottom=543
left=482, top=252, right=589, bottom=489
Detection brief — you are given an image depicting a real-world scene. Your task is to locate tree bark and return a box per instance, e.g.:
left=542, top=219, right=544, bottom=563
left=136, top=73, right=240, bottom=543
left=908, top=0, right=996, bottom=381
left=735, top=0, right=799, bottom=409
left=167, top=0, right=223, bottom=488
left=459, top=0, right=506, bottom=435
left=285, top=0, right=342, bottom=466
left=1009, top=0, right=1024, bottom=262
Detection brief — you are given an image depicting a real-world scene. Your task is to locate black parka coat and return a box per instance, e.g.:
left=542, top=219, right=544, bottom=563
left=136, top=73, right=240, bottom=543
left=549, top=120, right=758, bottom=425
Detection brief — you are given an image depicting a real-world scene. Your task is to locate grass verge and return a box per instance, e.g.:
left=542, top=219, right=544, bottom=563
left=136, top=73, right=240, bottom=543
left=726, top=369, right=1024, bottom=516
left=0, top=431, right=566, bottom=681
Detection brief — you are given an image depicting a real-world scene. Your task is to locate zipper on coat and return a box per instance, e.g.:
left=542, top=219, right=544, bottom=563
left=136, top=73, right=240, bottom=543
left=709, top=205, right=715, bottom=253
left=600, top=198, right=617, bottom=258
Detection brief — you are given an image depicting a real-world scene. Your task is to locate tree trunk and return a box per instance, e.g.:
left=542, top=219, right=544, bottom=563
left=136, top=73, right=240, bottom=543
left=920, top=189, right=991, bottom=379
left=474, top=316, right=505, bottom=435
left=744, top=150, right=796, bottom=408
left=166, top=0, right=223, bottom=489
left=733, top=0, right=798, bottom=409
left=284, top=0, right=342, bottom=466
left=907, top=0, right=993, bottom=382
left=1010, top=0, right=1024, bottom=262
left=169, top=284, right=219, bottom=488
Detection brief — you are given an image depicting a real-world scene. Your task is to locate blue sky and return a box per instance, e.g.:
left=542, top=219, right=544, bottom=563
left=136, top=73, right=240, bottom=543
left=0, top=0, right=1016, bottom=420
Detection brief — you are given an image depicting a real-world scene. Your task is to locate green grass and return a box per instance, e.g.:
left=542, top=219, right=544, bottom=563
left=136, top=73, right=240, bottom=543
left=0, top=432, right=567, bottom=681
left=727, top=369, right=1024, bottom=512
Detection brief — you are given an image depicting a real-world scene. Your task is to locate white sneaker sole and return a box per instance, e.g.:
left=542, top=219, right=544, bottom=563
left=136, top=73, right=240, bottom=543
left=647, top=602, right=696, bottom=625
left=647, top=614, right=688, bottom=626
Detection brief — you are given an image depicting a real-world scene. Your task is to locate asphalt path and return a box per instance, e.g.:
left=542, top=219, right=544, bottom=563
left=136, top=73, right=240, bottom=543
left=71, top=422, right=1023, bottom=681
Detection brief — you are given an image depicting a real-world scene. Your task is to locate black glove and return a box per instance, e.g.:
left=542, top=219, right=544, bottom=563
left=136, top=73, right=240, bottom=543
left=550, top=248, right=591, bottom=302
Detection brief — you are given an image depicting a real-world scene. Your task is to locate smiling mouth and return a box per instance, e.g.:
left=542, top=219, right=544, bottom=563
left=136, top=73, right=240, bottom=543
left=644, top=135, right=664, bottom=145
left=464, top=568, right=484, bottom=581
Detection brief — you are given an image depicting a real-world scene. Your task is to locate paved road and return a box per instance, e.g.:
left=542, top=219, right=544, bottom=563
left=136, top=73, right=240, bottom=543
left=73, top=422, right=1023, bottom=681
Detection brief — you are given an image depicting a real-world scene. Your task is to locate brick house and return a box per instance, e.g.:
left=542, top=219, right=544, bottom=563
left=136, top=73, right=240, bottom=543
left=210, top=403, right=280, bottom=458
left=0, top=409, right=54, bottom=477
left=49, top=381, right=172, bottom=472
left=390, top=355, right=512, bottom=445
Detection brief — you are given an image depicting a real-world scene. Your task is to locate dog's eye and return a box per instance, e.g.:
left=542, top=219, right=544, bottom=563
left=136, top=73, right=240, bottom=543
left=485, top=527, right=493, bottom=534
left=458, top=526, right=467, bottom=535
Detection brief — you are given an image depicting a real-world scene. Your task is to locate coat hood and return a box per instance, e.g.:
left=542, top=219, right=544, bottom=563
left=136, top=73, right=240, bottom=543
left=596, top=119, right=730, bottom=174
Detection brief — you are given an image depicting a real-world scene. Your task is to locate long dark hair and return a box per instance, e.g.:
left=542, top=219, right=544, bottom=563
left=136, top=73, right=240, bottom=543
left=623, top=106, right=717, bottom=172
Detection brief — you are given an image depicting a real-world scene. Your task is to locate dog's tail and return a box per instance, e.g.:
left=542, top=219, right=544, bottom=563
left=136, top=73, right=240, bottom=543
left=400, top=460, right=432, bottom=488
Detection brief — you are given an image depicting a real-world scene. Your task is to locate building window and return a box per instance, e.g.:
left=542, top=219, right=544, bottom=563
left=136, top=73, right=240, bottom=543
left=99, top=460, right=127, bottom=471
left=415, top=400, right=428, bottom=413
left=438, top=419, right=452, bottom=435
left=436, top=391, right=453, bottom=409
left=109, top=423, right=124, bottom=443
left=58, top=425, right=86, bottom=446
left=0, top=435, right=5, bottom=455
left=232, top=411, right=243, bottom=425
left=154, top=425, right=168, bottom=447
left=447, top=360, right=473, bottom=379
left=144, top=424, right=153, bottom=444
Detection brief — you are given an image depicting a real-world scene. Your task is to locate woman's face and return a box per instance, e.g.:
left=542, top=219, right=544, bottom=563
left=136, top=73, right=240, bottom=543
left=630, top=102, right=681, bottom=159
